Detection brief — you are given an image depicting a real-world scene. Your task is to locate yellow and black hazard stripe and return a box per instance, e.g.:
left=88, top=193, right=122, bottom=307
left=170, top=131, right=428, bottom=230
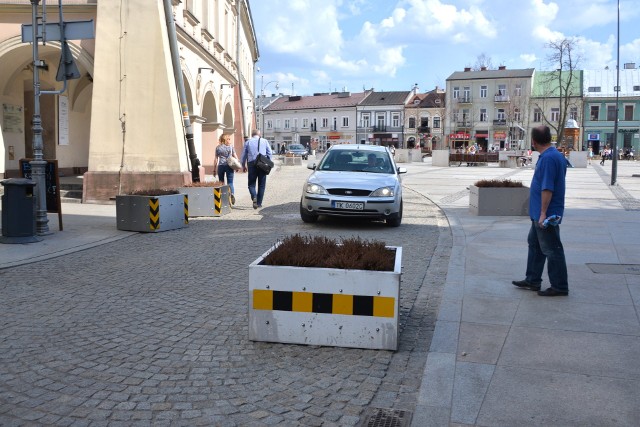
left=252, top=290, right=394, bottom=318
left=149, top=197, right=160, bottom=230
left=183, top=194, right=189, bottom=224
left=214, top=187, right=222, bottom=215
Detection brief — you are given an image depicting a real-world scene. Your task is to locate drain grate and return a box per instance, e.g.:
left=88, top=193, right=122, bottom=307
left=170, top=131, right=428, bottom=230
left=587, top=263, right=640, bottom=275
left=359, top=407, right=412, bottom=427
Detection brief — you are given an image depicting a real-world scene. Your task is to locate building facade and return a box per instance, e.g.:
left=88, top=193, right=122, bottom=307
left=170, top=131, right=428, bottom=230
left=404, top=87, right=446, bottom=151
left=445, top=67, right=535, bottom=152
left=0, top=0, right=258, bottom=202
left=356, top=91, right=411, bottom=148
left=582, top=66, right=640, bottom=155
left=262, top=91, right=369, bottom=153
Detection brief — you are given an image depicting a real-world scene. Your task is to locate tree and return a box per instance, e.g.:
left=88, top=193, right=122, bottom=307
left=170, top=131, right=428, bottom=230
left=533, top=38, right=582, bottom=148
left=473, top=53, right=494, bottom=71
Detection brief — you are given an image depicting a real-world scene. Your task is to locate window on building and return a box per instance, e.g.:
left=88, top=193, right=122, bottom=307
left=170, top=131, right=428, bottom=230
left=590, top=105, right=599, bottom=121
left=606, top=133, right=615, bottom=146
left=514, top=108, right=521, bottom=122
left=433, top=117, right=441, bottom=129
left=408, top=117, right=416, bottom=128
left=452, top=109, right=459, bottom=123
left=453, top=86, right=460, bottom=99
left=284, top=119, right=290, bottom=129
left=362, top=113, right=370, bottom=128
left=634, top=85, right=640, bottom=91
left=462, top=109, right=470, bottom=124
left=293, top=118, right=298, bottom=130
left=463, top=86, right=470, bottom=101
left=551, top=108, right=560, bottom=122
left=333, top=117, right=338, bottom=130
left=624, top=105, right=634, bottom=121
left=480, top=85, right=487, bottom=98
left=420, top=117, right=429, bottom=127
left=607, top=105, right=617, bottom=121
left=376, top=114, right=385, bottom=128
left=302, top=118, right=309, bottom=128
left=624, top=132, right=632, bottom=148
left=588, top=87, right=601, bottom=93
left=497, top=84, right=506, bottom=95
left=569, top=107, right=578, bottom=121
left=392, top=113, right=400, bottom=127
left=497, top=108, right=505, bottom=120
left=480, top=108, right=487, bottom=122
left=515, top=84, right=522, bottom=96
left=266, top=120, right=273, bottom=130
left=533, top=108, right=542, bottom=122
left=321, top=118, right=329, bottom=128
left=342, top=116, right=349, bottom=127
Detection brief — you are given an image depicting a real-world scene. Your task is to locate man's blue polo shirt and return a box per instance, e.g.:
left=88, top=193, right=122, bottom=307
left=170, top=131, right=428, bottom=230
left=529, top=146, right=567, bottom=222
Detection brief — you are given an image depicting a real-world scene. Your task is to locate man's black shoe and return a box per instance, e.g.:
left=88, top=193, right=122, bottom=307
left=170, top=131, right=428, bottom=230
left=512, top=280, right=541, bottom=291
left=252, top=198, right=258, bottom=209
left=537, top=287, right=568, bottom=297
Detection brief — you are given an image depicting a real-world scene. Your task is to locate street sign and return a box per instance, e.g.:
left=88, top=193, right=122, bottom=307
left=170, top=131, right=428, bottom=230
left=21, top=20, right=94, bottom=43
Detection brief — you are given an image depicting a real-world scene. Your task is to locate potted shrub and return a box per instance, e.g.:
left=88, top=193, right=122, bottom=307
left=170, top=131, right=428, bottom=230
left=177, top=181, right=231, bottom=217
left=116, top=189, right=188, bottom=232
left=248, top=235, right=402, bottom=351
left=469, top=179, right=529, bottom=216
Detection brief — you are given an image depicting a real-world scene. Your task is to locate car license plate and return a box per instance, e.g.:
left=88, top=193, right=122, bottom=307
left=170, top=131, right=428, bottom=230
left=333, top=201, right=364, bottom=210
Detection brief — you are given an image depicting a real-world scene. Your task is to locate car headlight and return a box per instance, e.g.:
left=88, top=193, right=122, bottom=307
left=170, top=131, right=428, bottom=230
left=370, top=186, right=394, bottom=197
left=305, top=183, right=328, bottom=195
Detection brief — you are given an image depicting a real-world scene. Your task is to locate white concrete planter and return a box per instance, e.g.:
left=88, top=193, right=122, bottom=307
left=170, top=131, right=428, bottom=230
left=177, top=185, right=231, bottom=217
left=249, top=244, right=402, bottom=350
left=116, top=193, right=188, bottom=232
left=469, top=185, right=529, bottom=216
left=432, top=150, right=450, bottom=166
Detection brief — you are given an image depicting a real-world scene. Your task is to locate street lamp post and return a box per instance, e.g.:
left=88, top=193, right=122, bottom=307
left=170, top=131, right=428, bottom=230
left=611, top=0, right=620, bottom=186
left=259, top=74, right=278, bottom=135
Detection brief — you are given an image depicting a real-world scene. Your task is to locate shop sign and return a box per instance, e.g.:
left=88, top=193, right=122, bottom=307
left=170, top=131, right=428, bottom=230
left=494, top=131, right=506, bottom=139
left=449, top=133, right=470, bottom=140
left=587, top=133, right=600, bottom=140
left=328, top=135, right=341, bottom=139
left=618, top=128, right=639, bottom=133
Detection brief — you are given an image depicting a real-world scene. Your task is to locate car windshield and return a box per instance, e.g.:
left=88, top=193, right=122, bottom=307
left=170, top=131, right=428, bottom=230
left=288, top=145, right=305, bottom=150
left=317, top=150, right=394, bottom=174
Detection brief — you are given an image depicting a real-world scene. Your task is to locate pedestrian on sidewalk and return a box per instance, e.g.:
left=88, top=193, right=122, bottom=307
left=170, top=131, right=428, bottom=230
left=512, top=125, right=569, bottom=296
left=241, top=129, right=273, bottom=209
left=214, top=133, right=239, bottom=205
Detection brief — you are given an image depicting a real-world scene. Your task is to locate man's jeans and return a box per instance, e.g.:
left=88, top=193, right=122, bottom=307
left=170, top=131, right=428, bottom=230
left=526, top=221, right=569, bottom=292
left=247, top=163, right=267, bottom=206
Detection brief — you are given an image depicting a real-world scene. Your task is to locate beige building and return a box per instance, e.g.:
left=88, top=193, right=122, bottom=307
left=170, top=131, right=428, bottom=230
left=0, top=0, right=258, bottom=202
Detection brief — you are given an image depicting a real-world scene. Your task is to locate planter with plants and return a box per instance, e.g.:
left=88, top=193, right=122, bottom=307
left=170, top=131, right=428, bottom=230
left=177, top=181, right=231, bottom=217
left=248, top=235, right=402, bottom=351
left=116, top=189, right=188, bottom=232
left=469, top=179, right=529, bottom=216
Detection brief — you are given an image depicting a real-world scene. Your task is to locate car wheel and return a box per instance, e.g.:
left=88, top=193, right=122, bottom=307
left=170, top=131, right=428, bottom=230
left=385, top=200, right=402, bottom=227
left=300, top=201, right=318, bottom=223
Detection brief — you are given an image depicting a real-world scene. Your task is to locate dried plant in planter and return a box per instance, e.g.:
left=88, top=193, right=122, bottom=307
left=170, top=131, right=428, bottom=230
left=474, top=179, right=523, bottom=188
left=263, top=234, right=395, bottom=271
left=182, top=181, right=226, bottom=187
left=126, top=188, right=179, bottom=196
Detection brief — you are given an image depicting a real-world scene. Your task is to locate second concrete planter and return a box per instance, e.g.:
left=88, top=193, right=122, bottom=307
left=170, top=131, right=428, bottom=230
left=469, top=185, right=529, bottom=216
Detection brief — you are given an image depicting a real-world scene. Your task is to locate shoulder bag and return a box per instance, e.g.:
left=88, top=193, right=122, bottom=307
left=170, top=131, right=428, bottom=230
left=255, top=138, right=274, bottom=174
left=226, top=148, right=242, bottom=170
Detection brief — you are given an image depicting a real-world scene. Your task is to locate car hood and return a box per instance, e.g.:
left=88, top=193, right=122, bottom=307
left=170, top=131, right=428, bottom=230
left=308, top=171, right=399, bottom=190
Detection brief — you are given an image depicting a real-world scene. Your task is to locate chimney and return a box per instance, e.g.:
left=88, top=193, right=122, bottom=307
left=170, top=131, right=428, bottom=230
left=498, top=65, right=506, bottom=70
left=623, top=63, right=636, bottom=69
left=464, top=67, right=471, bottom=72
left=480, top=66, right=487, bottom=71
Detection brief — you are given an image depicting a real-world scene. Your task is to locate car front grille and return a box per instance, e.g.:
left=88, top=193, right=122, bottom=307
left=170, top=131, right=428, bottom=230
left=327, top=188, right=371, bottom=196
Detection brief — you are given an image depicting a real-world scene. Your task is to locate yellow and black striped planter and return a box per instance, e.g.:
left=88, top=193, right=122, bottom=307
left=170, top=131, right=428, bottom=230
left=115, top=194, right=189, bottom=232
left=178, top=186, right=232, bottom=217
left=249, top=244, right=402, bottom=350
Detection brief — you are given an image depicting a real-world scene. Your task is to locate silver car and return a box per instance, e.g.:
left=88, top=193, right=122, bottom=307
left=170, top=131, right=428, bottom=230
left=300, top=144, right=406, bottom=227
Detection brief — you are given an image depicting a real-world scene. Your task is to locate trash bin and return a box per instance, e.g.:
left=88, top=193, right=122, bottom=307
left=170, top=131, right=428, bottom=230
left=1, top=178, right=41, bottom=244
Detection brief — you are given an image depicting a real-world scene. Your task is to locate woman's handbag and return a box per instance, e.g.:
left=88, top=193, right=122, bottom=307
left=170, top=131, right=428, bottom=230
left=227, top=155, right=242, bottom=171
left=255, top=138, right=274, bottom=174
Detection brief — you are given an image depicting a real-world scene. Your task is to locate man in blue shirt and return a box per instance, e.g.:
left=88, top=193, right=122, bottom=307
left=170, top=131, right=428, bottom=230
left=241, top=129, right=273, bottom=209
left=512, top=125, right=569, bottom=296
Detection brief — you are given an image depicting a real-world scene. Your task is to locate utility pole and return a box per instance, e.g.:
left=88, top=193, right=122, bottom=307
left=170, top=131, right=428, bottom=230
left=611, top=0, right=620, bottom=186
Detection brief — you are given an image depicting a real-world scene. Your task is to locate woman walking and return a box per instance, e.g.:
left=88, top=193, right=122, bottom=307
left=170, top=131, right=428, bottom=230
left=214, top=133, right=240, bottom=205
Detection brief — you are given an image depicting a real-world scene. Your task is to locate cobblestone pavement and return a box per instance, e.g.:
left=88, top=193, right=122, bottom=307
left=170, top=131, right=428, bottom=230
left=0, top=163, right=451, bottom=426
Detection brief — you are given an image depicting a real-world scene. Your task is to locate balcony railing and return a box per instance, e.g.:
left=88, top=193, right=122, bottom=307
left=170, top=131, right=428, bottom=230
left=373, top=125, right=387, bottom=132
left=418, top=126, right=431, bottom=133
left=456, top=121, right=471, bottom=127
left=493, top=119, right=507, bottom=126
left=457, top=97, right=472, bottom=103
left=494, top=95, right=510, bottom=102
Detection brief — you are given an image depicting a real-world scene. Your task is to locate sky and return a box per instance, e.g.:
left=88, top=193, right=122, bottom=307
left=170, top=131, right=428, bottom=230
left=249, top=0, right=640, bottom=97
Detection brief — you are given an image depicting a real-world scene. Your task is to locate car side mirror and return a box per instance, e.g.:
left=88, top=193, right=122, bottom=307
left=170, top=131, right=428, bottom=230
left=307, top=163, right=316, bottom=170
left=397, top=167, right=407, bottom=174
